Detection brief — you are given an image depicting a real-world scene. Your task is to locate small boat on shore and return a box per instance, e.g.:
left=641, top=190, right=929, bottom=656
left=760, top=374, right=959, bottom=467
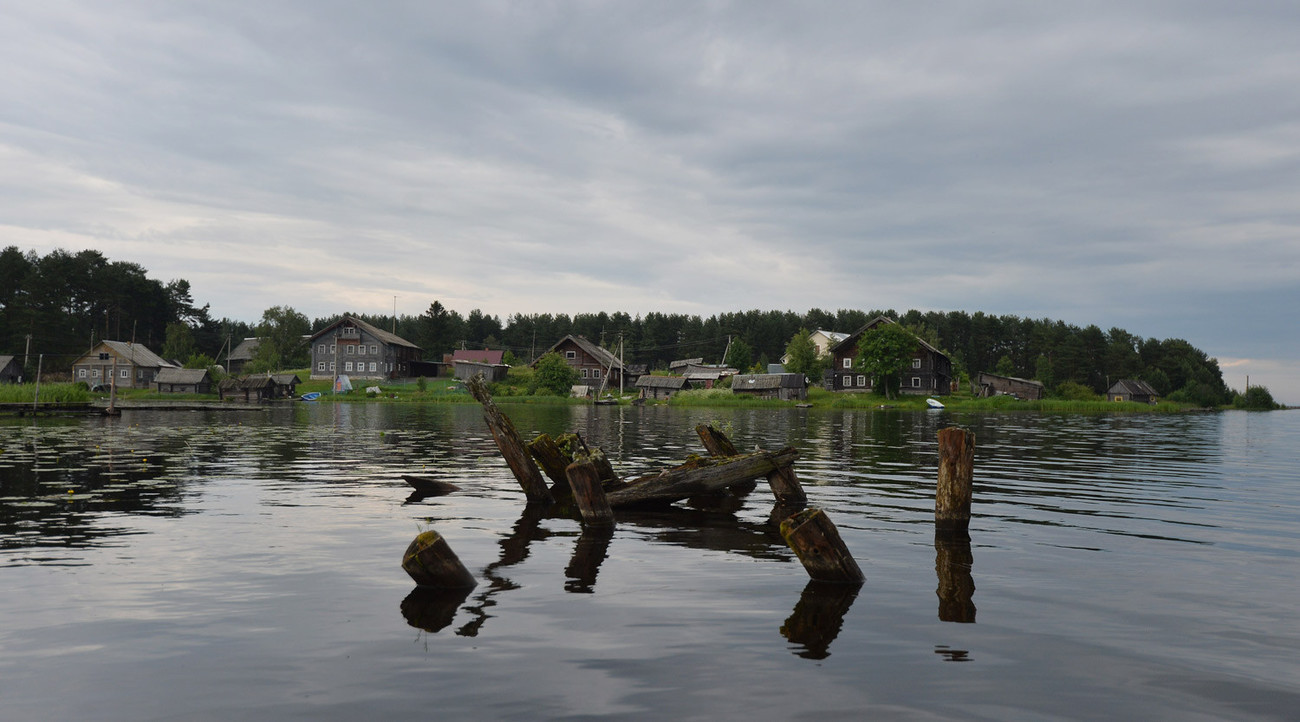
left=300, top=392, right=321, bottom=401
left=926, top=398, right=945, bottom=409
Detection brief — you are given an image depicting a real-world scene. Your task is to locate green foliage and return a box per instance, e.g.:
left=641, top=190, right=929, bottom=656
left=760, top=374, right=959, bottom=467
left=0, top=383, right=91, bottom=404
left=724, top=338, right=754, bottom=371
left=416, top=376, right=428, bottom=393
left=1233, top=386, right=1280, bottom=410
left=252, top=306, right=310, bottom=372
left=531, top=352, right=578, bottom=396
left=784, top=329, right=821, bottom=378
left=162, top=322, right=196, bottom=360
left=995, top=355, right=1015, bottom=376
left=854, top=323, right=917, bottom=400
left=1055, top=381, right=1100, bottom=401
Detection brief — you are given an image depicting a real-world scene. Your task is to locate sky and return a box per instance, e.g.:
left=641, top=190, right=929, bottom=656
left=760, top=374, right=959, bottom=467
left=2, top=2, right=1297, bottom=402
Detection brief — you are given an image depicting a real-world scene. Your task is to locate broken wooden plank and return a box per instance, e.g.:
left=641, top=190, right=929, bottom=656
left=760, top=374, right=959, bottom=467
left=695, top=424, right=805, bottom=505
left=565, top=460, right=615, bottom=528
left=695, top=423, right=739, bottom=457
left=467, top=374, right=553, bottom=504
left=605, top=447, right=799, bottom=508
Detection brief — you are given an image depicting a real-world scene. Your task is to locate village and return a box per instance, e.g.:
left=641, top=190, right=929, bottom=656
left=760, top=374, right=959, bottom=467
left=1, top=313, right=1162, bottom=406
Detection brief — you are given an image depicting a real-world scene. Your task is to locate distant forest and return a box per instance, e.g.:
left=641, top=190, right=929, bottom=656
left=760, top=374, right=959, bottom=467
left=0, top=247, right=1231, bottom=405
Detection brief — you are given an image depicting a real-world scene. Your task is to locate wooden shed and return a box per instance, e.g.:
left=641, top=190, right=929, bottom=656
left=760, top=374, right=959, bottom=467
left=154, top=368, right=213, bottom=394
left=218, top=375, right=278, bottom=402
left=0, top=355, right=21, bottom=384
left=730, top=373, right=807, bottom=401
left=976, top=372, right=1045, bottom=400
left=1108, top=379, right=1159, bottom=404
left=636, top=374, right=687, bottom=400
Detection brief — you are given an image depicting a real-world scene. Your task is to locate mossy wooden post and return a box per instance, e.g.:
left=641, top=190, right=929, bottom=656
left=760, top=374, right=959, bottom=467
left=565, top=460, right=615, bottom=528
left=696, top=424, right=739, bottom=457
left=936, top=427, right=975, bottom=536
left=466, top=373, right=553, bottom=504
left=527, top=433, right=572, bottom=486
left=779, top=507, right=865, bottom=583
left=765, top=457, right=807, bottom=506
left=402, top=530, right=477, bottom=588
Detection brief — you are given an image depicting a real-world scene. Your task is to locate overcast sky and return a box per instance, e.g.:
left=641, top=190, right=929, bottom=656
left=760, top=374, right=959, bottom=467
left=2, top=2, right=1297, bottom=401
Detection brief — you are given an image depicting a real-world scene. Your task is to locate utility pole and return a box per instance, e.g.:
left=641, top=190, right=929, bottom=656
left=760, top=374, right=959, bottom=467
left=22, top=334, right=31, bottom=384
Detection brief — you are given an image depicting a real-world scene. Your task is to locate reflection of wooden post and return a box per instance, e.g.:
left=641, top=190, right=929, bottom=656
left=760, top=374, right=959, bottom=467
left=564, top=527, right=614, bottom=593
left=781, top=580, right=861, bottom=659
left=402, top=530, right=477, bottom=588
left=467, top=374, right=553, bottom=504
left=779, top=508, right=865, bottom=583
left=935, top=532, right=976, bottom=623
left=566, top=460, right=615, bottom=528
left=696, top=424, right=739, bottom=457
left=936, top=427, right=975, bottom=535
left=401, top=586, right=474, bottom=633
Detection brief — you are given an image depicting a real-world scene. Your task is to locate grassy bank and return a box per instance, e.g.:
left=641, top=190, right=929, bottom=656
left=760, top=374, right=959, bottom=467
left=0, top=383, right=92, bottom=404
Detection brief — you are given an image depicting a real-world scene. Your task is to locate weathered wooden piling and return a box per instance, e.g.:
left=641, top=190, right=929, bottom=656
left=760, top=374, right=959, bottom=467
left=694, top=424, right=806, bottom=505
left=565, top=460, right=615, bottom=527
left=605, top=447, right=799, bottom=507
left=401, top=530, right=478, bottom=588
left=778, top=507, right=865, bottom=583
left=935, top=427, right=975, bottom=536
left=467, top=374, right=553, bottom=504
left=695, top=424, right=740, bottom=457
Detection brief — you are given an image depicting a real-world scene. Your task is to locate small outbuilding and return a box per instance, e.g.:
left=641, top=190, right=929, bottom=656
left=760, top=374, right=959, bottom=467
left=976, top=372, right=1045, bottom=400
left=1108, top=379, right=1159, bottom=404
left=0, top=355, right=21, bottom=384
left=454, top=360, right=509, bottom=383
left=218, top=375, right=279, bottom=402
left=271, top=374, right=302, bottom=398
left=730, top=373, right=807, bottom=401
left=636, top=374, right=687, bottom=400
left=154, top=368, right=213, bottom=394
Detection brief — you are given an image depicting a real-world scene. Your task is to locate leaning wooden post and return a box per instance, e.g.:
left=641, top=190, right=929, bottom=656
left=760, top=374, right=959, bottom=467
left=565, top=460, right=615, bottom=528
left=466, top=373, right=553, bottom=504
left=765, top=456, right=807, bottom=506
left=695, top=424, right=739, bottom=457
left=779, top=507, right=865, bottom=583
left=402, top=530, right=477, bottom=588
left=936, top=427, right=975, bottom=536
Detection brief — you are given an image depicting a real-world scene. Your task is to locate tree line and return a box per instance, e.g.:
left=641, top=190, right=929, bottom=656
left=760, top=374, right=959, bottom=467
left=0, top=247, right=1234, bottom=405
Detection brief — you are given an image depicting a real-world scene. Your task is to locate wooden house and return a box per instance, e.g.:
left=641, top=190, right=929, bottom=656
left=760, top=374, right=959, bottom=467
left=218, top=375, right=278, bottom=402
left=827, top=316, right=952, bottom=395
left=308, top=316, right=422, bottom=381
left=731, top=373, right=807, bottom=401
left=154, top=368, right=213, bottom=394
left=226, top=337, right=261, bottom=375
left=976, top=372, right=1045, bottom=400
left=0, top=355, right=21, bottom=384
left=72, top=340, right=175, bottom=390
left=1108, top=379, right=1159, bottom=404
left=271, top=374, right=301, bottom=398
left=636, top=374, right=687, bottom=400
left=537, top=335, right=624, bottom=390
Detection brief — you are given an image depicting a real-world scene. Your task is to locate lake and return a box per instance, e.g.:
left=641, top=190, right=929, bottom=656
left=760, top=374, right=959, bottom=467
left=1, top=403, right=1297, bottom=720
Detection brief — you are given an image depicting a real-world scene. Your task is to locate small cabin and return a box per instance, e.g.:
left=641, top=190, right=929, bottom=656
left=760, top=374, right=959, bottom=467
left=154, top=368, right=213, bottom=394
left=731, top=373, right=807, bottom=401
left=1108, top=379, right=1159, bottom=404
left=636, top=375, right=687, bottom=400
left=976, top=372, right=1045, bottom=400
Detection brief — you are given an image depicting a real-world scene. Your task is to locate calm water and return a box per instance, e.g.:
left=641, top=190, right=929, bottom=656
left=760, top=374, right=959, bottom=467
left=1, top=404, right=1297, bottom=721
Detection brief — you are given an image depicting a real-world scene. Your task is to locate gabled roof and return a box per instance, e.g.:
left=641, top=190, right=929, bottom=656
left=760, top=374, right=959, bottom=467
left=978, top=372, right=1045, bottom=389
left=682, top=364, right=738, bottom=381
left=272, top=374, right=301, bottom=385
left=732, top=373, right=806, bottom=390
left=309, top=316, right=420, bottom=350
left=636, top=375, right=688, bottom=389
left=229, top=337, right=261, bottom=361
left=1109, top=379, right=1159, bottom=396
left=669, top=358, right=704, bottom=370
left=0, top=355, right=15, bottom=369
left=829, top=316, right=947, bottom=358
left=540, top=335, right=622, bottom=371
left=452, top=349, right=505, bottom=365
left=89, top=340, right=175, bottom=369
left=155, top=368, right=211, bottom=384
left=812, top=330, right=850, bottom=345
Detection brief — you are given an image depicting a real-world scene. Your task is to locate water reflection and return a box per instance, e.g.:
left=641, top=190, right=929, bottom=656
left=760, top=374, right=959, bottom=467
left=934, top=532, right=976, bottom=623
left=781, top=580, right=861, bottom=660
left=564, top=526, right=614, bottom=594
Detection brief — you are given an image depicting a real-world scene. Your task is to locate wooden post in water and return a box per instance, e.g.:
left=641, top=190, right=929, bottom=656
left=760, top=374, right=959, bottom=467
left=565, top=460, right=615, bottom=528
left=466, top=374, right=553, bottom=504
left=779, top=507, right=865, bottom=583
left=695, top=424, right=739, bottom=457
left=696, top=424, right=805, bottom=505
left=402, top=530, right=477, bottom=588
left=936, top=427, right=975, bottom=536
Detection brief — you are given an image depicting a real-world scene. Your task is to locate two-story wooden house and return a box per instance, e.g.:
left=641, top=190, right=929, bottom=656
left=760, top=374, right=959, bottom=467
left=537, top=335, right=624, bottom=389
left=72, top=341, right=175, bottom=390
left=307, top=316, right=421, bottom=381
left=826, top=316, right=952, bottom=395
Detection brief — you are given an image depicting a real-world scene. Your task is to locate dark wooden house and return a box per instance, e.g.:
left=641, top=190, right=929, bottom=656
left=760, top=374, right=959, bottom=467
left=731, top=373, right=807, bottom=401
left=976, top=372, right=1045, bottom=400
left=0, top=355, right=21, bottom=384
left=537, top=335, right=624, bottom=390
left=635, top=374, right=687, bottom=400
left=1108, top=379, right=1159, bottom=404
left=154, top=368, right=213, bottom=394
left=271, top=374, right=301, bottom=398
left=826, top=316, right=952, bottom=395
left=308, top=316, right=422, bottom=382
left=218, top=375, right=278, bottom=402
left=72, top=341, right=175, bottom=390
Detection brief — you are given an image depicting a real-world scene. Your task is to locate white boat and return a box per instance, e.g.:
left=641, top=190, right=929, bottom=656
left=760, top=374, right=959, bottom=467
left=926, top=398, right=944, bottom=409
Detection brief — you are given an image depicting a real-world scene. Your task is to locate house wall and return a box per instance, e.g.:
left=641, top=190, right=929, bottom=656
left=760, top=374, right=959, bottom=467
left=556, top=339, right=621, bottom=387
left=310, top=324, right=419, bottom=380
left=829, top=345, right=952, bottom=395
left=72, top=347, right=160, bottom=389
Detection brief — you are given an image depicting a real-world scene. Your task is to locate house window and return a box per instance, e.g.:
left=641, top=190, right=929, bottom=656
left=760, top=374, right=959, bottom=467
left=357, top=345, right=365, bottom=356
left=78, top=368, right=86, bottom=378
left=347, top=345, right=354, bottom=354
left=581, top=368, right=589, bottom=378
left=566, top=351, right=576, bottom=360
left=330, top=362, right=336, bottom=371
left=912, top=377, right=921, bottom=387
left=912, top=358, right=921, bottom=369
left=92, top=369, right=100, bottom=378
left=857, top=375, right=866, bottom=387
left=842, top=375, right=851, bottom=388
left=592, top=369, right=601, bottom=380
left=330, top=344, right=336, bottom=354
left=843, top=358, right=852, bottom=369
left=345, top=362, right=353, bottom=371
left=318, top=344, right=325, bottom=354
left=369, top=362, right=377, bottom=372
left=121, top=369, right=129, bottom=378
left=318, top=362, right=326, bottom=371
left=343, top=326, right=357, bottom=335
